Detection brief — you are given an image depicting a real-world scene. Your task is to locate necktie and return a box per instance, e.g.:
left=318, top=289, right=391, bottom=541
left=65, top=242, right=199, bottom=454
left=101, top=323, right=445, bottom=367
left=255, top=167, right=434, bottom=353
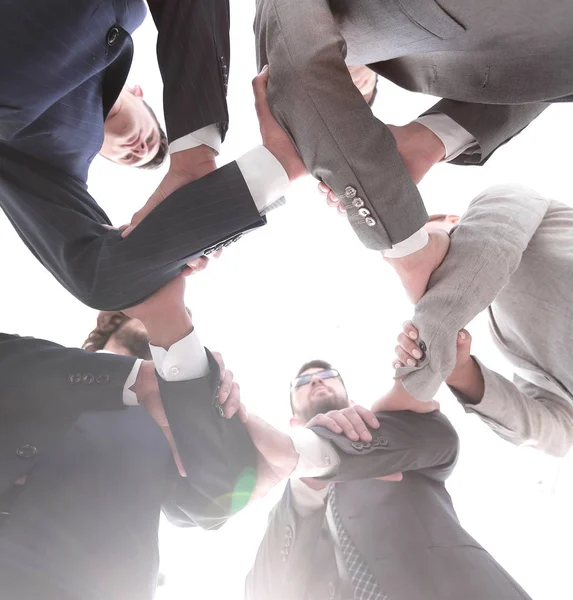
left=328, top=485, right=388, bottom=600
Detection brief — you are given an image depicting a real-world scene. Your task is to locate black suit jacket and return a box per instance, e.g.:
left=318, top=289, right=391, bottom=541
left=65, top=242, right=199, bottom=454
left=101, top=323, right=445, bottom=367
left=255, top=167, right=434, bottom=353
left=246, top=411, right=531, bottom=600
left=0, top=333, right=257, bottom=600
left=0, top=0, right=264, bottom=310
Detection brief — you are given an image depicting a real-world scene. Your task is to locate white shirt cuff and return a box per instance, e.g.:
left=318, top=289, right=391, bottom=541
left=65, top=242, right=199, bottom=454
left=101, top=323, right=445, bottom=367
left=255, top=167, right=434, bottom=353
left=289, top=478, right=329, bottom=516
left=382, top=228, right=429, bottom=258
left=169, top=125, right=222, bottom=155
left=415, top=114, right=476, bottom=162
left=289, top=427, right=340, bottom=478
left=235, top=146, right=290, bottom=214
left=121, top=358, right=143, bottom=406
left=149, top=330, right=210, bottom=382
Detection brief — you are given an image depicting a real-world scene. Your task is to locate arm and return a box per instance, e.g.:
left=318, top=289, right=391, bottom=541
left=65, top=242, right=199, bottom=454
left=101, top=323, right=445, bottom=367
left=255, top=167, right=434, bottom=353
left=399, top=185, right=551, bottom=401
left=0, top=333, right=135, bottom=413
left=254, top=0, right=427, bottom=249
left=245, top=483, right=326, bottom=600
left=420, top=100, right=549, bottom=166
left=448, top=357, right=573, bottom=457
left=0, top=145, right=263, bottom=310
left=312, top=410, right=459, bottom=483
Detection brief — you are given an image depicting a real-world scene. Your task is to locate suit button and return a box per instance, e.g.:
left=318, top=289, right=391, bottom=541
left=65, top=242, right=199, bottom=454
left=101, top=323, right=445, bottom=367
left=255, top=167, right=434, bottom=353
left=68, top=373, right=81, bottom=385
left=204, top=247, right=214, bottom=255
left=170, top=366, right=180, bottom=377
left=223, top=239, right=233, bottom=247
left=107, top=26, right=120, bottom=46
left=96, top=374, right=109, bottom=384
left=16, top=444, right=37, bottom=459
left=233, top=234, right=242, bottom=242
left=216, top=404, right=225, bottom=418
left=82, top=374, right=95, bottom=385
left=362, top=442, right=371, bottom=449
left=343, top=186, right=357, bottom=199
left=352, top=197, right=364, bottom=208
left=351, top=442, right=364, bottom=451
left=373, top=437, right=388, bottom=447
left=358, top=208, right=371, bottom=218
left=285, top=526, right=293, bottom=539
left=418, top=341, right=427, bottom=352
left=365, top=217, right=377, bottom=227
left=328, top=581, right=336, bottom=598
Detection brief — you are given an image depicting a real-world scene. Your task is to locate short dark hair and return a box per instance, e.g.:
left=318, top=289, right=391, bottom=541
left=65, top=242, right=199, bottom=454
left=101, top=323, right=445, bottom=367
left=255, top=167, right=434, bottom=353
left=137, top=100, right=169, bottom=170
left=290, top=359, right=335, bottom=413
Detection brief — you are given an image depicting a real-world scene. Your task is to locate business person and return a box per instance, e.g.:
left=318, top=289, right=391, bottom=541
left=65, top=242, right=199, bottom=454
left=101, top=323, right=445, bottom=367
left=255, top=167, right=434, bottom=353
left=255, top=0, right=573, bottom=300
left=245, top=360, right=532, bottom=600
left=0, top=273, right=257, bottom=600
left=0, top=1, right=304, bottom=310
left=387, top=185, right=573, bottom=457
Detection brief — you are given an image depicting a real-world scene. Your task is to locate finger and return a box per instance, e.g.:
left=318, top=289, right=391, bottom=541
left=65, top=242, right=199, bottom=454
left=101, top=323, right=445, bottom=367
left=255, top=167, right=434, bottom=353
left=414, top=399, right=440, bottom=414
left=309, top=414, right=343, bottom=435
left=395, top=345, right=417, bottom=367
left=253, top=66, right=272, bottom=122
left=392, top=360, right=404, bottom=369
left=326, top=412, right=359, bottom=441
left=121, top=225, right=134, bottom=238
left=318, top=181, right=331, bottom=195
left=403, top=320, right=419, bottom=340
left=376, top=472, right=403, bottom=482
left=340, top=408, right=372, bottom=442
left=118, top=224, right=130, bottom=232
left=101, top=224, right=118, bottom=231
left=222, top=382, right=241, bottom=419
left=218, top=368, right=233, bottom=405
left=457, top=329, right=472, bottom=345
left=326, top=193, right=339, bottom=209
left=212, top=248, right=223, bottom=259
left=161, top=425, right=187, bottom=478
left=397, top=332, right=424, bottom=360
left=337, top=202, right=347, bottom=216
left=354, top=405, right=380, bottom=430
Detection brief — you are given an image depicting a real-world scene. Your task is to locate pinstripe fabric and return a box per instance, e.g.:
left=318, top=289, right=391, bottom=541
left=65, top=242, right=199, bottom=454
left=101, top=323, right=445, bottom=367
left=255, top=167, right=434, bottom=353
left=0, top=0, right=261, bottom=309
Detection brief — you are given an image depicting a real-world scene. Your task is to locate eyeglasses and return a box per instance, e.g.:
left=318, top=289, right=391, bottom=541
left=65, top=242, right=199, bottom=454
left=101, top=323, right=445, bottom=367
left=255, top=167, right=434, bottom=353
left=291, top=369, right=340, bottom=389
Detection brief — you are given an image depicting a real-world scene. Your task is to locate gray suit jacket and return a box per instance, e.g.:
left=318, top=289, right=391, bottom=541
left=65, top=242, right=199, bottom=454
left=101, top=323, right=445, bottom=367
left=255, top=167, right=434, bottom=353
left=400, top=185, right=573, bottom=457
left=255, top=0, right=572, bottom=249
left=245, top=411, right=531, bottom=600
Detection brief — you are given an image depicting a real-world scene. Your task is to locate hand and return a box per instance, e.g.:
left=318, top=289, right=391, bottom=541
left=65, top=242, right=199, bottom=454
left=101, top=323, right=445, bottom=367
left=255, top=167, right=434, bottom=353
left=371, top=379, right=439, bottom=414
left=122, top=273, right=193, bottom=349
left=318, top=181, right=346, bottom=216
left=185, top=247, right=223, bottom=275
left=211, top=351, right=248, bottom=422
left=305, top=405, right=380, bottom=442
left=253, top=66, right=308, bottom=182
left=386, top=121, right=446, bottom=184
left=122, top=144, right=217, bottom=238
left=348, top=65, right=378, bottom=104
left=133, top=360, right=187, bottom=477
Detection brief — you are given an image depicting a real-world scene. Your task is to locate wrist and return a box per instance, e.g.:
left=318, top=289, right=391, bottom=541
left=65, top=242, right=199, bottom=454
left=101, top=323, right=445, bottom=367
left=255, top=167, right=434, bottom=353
left=132, top=361, right=159, bottom=404
left=146, top=309, right=194, bottom=350
left=169, top=145, right=217, bottom=181
left=445, top=357, right=484, bottom=404
left=299, top=477, right=329, bottom=490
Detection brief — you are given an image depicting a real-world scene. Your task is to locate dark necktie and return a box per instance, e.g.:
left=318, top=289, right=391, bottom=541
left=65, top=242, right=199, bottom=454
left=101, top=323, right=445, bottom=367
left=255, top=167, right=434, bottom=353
left=328, top=485, right=388, bottom=600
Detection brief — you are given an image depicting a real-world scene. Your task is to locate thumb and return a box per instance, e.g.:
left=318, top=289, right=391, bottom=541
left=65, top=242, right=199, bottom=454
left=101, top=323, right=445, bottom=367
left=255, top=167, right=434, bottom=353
left=253, top=65, right=271, bottom=122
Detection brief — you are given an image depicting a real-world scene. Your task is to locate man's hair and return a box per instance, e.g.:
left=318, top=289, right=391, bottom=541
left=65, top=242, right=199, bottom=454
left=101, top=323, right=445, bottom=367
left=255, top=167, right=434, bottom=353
left=290, top=359, right=335, bottom=413
left=82, top=311, right=134, bottom=352
left=137, top=101, right=169, bottom=170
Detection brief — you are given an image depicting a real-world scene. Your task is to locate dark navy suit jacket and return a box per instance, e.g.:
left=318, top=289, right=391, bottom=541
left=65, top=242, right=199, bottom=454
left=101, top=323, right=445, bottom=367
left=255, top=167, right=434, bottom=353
left=0, top=0, right=265, bottom=310
left=0, top=333, right=257, bottom=600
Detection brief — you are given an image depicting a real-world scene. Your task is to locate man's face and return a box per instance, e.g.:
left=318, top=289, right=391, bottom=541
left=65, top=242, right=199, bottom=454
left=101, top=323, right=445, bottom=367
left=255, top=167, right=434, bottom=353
left=291, top=368, right=349, bottom=424
left=100, top=85, right=161, bottom=167
left=103, top=317, right=151, bottom=359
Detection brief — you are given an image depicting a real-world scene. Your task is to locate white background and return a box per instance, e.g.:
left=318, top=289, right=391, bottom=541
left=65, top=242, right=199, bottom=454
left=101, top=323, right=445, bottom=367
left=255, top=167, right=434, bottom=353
left=1, top=2, right=572, bottom=599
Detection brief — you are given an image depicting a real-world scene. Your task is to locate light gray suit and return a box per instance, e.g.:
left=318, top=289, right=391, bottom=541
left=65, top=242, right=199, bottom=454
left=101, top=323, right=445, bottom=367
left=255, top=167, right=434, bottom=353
left=255, top=0, right=573, bottom=249
left=246, top=411, right=532, bottom=600
left=400, top=185, right=573, bottom=457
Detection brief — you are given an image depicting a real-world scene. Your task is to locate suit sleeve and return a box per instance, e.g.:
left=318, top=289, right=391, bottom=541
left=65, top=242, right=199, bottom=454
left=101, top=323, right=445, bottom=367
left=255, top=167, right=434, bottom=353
left=312, top=410, right=459, bottom=483
left=245, top=483, right=326, bottom=600
left=160, top=351, right=258, bottom=530
left=0, top=333, right=136, bottom=413
left=0, top=145, right=264, bottom=310
left=399, top=185, right=551, bottom=401
left=451, top=359, right=573, bottom=458
left=420, top=100, right=549, bottom=165
left=254, top=0, right=427, bottom=250
left=147, top=0, right=231, bottom=142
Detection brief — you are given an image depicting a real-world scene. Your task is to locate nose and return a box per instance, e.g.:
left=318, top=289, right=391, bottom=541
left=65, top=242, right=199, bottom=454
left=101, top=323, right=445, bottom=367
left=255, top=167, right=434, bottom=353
left=310, top=375, right=325, bottom=387
left=132, top=140, right=148, bottom=158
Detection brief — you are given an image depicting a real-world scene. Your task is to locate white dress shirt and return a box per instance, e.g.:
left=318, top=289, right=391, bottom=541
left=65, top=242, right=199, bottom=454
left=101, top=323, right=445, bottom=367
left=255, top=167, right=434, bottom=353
left=121, top=330, right=211, bottom=405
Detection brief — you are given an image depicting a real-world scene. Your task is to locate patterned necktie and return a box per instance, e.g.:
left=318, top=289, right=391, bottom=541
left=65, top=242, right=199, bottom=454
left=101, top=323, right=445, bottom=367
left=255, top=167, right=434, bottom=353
left=328, top=485, right=388, bottom=600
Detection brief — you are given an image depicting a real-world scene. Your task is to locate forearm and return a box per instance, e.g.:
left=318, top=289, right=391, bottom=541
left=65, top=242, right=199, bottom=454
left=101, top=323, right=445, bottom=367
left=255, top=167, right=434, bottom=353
left=255, top=0, right=426, bottom=249
left=445, top=357, right=484, bottom=403
left=451, top=360, right=573, bottom=457
left=421, top=100, right=549, bottom=165
left=400, top=185, right=551, bottom=401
